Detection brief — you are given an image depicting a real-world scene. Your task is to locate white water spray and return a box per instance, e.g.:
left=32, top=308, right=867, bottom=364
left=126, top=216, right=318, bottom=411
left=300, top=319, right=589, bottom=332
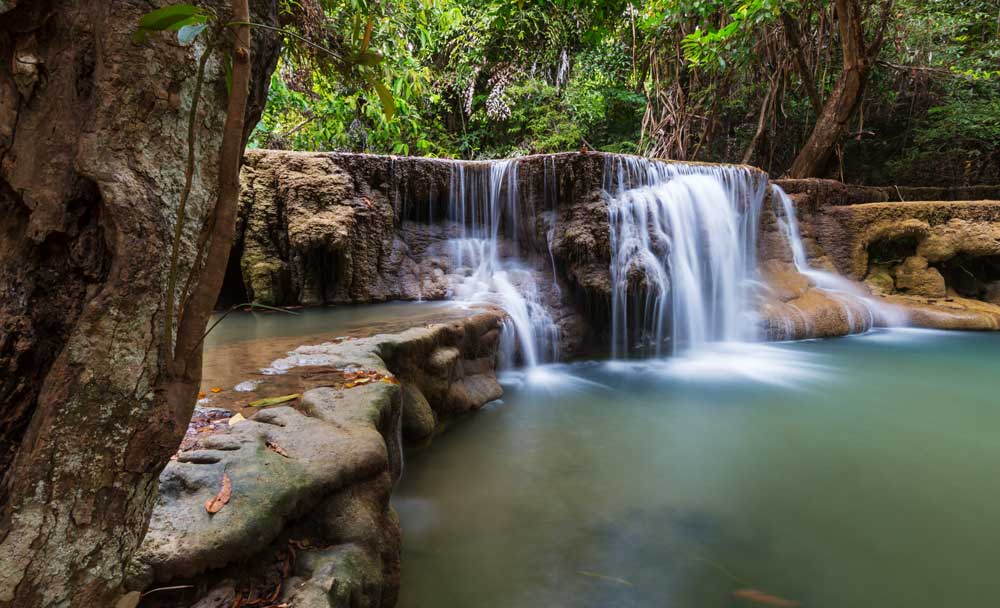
left=605, top=156, right=767, bottom=357
left=446, top=161, right=560, bottom=367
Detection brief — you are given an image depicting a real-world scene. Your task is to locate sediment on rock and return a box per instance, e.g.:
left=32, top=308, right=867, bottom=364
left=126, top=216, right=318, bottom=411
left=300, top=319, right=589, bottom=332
left=131, top=308, right=504, bottom=607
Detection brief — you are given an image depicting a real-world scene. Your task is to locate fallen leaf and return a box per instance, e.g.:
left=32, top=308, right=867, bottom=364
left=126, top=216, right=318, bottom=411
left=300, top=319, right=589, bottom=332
left=381, top=376, right=400, bottom=385
left=210, top=387, right=222, bottom=393
left=114, top=591, right=141, bottom=608
left=227, top=413, right=245, bottom=426
left=197, top=391, right=206, bottom=399
left=354, top=377, right=372, bottom=385
left=247, top=393, right=300, bottom=407
left=266, top=440, right=290, bottom=458
left=731, top=589, right=801, bottom=607
left=205, top=473, right=231, bottom=514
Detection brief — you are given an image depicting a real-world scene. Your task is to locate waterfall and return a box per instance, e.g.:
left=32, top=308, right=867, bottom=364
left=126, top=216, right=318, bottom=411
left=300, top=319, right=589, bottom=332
left=771, top=185, right=907, bottom=331
left=446, top=160, right=560, bottom=367
left=605, top=156, right=767, bottom=357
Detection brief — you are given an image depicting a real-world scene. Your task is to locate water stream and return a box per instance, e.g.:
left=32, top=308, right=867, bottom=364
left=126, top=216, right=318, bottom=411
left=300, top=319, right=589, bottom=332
left=772, top=184, right=908, bottom=331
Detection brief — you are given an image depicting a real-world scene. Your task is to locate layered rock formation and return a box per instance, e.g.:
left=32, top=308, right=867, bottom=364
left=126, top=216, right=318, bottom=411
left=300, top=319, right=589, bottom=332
left=772, top=180, right=1000, bottom=331
left=132, top=308, right=504, bottom=607
left=233, top=151, right=1000, bottom=346
left=232, top=150, right=608, bottom=357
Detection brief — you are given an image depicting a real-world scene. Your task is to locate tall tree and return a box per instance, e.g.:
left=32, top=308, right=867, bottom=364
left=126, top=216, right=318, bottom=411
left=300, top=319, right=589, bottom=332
left=787, top=0, right=893, bottom=177
left=0, top=1, right=280, bottom=605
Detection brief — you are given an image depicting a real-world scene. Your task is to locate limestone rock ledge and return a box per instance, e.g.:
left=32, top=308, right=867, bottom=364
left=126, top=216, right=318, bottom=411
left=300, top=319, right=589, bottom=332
left=130, top=309, right=505, bottom=607
left=762, top=182, right=1000, bottom=335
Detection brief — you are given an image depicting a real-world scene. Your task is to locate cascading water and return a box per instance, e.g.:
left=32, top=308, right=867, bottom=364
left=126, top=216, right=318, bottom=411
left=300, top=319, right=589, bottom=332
left=771, top=185, right=907, bottom=331
left=605, top=156, right=767, bottom=357
left=446, top=160, right=560, bottom=367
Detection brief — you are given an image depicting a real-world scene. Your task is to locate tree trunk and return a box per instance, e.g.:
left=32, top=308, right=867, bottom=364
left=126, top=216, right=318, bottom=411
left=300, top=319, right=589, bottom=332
left=787, top=0, right=892, bottom=178
left=0, top=2, right=279, bottom=606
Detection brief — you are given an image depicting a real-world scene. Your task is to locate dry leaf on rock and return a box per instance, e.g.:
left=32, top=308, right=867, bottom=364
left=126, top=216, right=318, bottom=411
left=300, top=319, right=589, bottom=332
left=114, top=591, right=141, bottom=608
left=248, top=393, right=300, bottom=407
left=205, top=473, right=231, bottom=514
left=266, top=440, right=290, bottom=458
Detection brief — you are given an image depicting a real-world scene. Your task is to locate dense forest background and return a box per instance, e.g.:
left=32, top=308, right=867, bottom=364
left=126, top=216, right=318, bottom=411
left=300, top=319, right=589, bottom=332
left=254, top=0, right=999, bottom=186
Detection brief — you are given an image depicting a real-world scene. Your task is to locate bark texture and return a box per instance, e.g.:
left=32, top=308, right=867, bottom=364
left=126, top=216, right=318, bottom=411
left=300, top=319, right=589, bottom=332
left=0, top=2, right=279, bottom=606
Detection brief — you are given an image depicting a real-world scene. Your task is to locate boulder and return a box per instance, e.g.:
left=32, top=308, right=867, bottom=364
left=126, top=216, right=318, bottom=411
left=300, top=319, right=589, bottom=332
left=864, top=265, right=896, bottom=295
left=400, top=382, right=436, bottom=441
left=133, top=309, right=507, bottom=607
left=894, top=256, right=946, bottom=298
left=131, top=397, right=396, bottom=586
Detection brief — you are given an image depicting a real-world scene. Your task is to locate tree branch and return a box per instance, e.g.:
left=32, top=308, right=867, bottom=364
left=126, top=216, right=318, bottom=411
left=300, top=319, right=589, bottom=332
left=781, top=10, right=822, bottom=115
left=172, top=1, right=252, bottom=373
left=164, top=44, right=212, bottom=368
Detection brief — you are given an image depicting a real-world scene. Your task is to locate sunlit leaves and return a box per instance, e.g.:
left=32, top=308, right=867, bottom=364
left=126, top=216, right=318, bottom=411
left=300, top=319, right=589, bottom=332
left=133, top=4, right=210, bottom=44
left=372, top=80, right=396, bottom=120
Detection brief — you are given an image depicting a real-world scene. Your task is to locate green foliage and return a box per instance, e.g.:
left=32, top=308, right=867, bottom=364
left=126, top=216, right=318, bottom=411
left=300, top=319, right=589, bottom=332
left=252, top=0, right=1000, bottom=186
left=677, top=0, right=789, bottom=72
left=252, top=0, right=636, bottom=157
left=133, top=4, right=209, bottom=43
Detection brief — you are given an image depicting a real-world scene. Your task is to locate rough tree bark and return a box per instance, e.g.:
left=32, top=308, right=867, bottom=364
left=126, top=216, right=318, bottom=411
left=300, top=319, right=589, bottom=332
left=787, top=0, right=892, bottom=178
left=0, top=1, right=279, bottom=606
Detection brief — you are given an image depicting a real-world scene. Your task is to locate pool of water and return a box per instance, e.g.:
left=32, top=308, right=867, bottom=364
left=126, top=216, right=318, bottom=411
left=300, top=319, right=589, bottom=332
left=199, top=301, right=470, bottom=399
left=204, top=301, right=460, bottom=347
left=393, top=329, right=1000, bottom=607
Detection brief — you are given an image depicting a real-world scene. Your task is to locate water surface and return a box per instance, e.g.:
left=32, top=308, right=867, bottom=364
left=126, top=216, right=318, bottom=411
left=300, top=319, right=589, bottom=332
left=394, top=330, right=1000, bottom=607
left=205, top=301, right=460, bottom=347
left=200, top=301, right=465, bottom=397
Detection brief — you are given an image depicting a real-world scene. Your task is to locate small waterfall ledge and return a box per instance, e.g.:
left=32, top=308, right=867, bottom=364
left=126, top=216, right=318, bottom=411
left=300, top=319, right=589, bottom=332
left=230, top=149, right=1000, bottom=364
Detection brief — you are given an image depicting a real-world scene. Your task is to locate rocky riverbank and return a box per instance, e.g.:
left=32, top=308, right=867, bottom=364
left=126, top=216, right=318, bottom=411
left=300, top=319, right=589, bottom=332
left=130, top=307, right=505, bottom=607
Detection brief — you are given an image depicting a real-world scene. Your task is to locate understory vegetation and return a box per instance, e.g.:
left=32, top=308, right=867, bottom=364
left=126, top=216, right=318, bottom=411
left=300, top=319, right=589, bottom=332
left=253, top=0, right=999, bottom=185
